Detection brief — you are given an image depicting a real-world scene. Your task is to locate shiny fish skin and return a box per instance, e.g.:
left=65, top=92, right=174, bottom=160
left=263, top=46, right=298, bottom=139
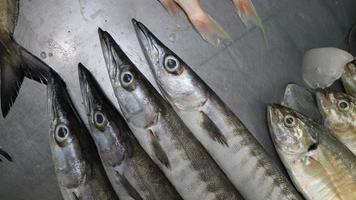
left=342, top=62, right=356, bottom=98
left=133, top=19, right=302, bottom=200
left=78, top=63, right=183, bottom=200
left=268, top=105, right=356, bottom=200
left=316, top=89, right=356, bottom=155
left=98, top=28, right=243, bottom=200
left=0, top=0, right=51, bottom=117
left=47, top=72, right=119, bottom=200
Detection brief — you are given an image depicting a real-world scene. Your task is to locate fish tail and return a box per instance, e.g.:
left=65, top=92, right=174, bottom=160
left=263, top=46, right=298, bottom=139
left=0, top=36, right=51, bottom=117
left=159, top=0, right=182, bottom=16
left=0, top=148, right=12, bottom=162
left=190, top=12, right=232, bottom=47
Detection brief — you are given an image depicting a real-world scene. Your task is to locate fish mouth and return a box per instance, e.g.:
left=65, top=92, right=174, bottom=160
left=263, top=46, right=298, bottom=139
left=47, top=70, right=65, bottom=121
left=314, top=89, right=329, bottom=113
left=78, top=63, right=95, bottom=115
left=98, top=28, right=134, bottom=82
left=267, top=104, right=282, bottom=133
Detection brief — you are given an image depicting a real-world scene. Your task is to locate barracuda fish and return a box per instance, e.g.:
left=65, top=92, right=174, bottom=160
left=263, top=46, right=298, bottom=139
left=98, top=28, right=243, bottom=200
left=0, top=0, right=51, bottom=117
left=342, top=62, right=356, bottom=97
left=316, top=89, right=356, bottom=155
left=0, top=147, right=12, bottom=162
left=47, top=72, right=119, bottom=200
left=78, top=63, right=183, bottom=200
left=133, top=19, right=302, bottom=200
left=268, top=104, right=356, bottom=200
left=158, top=0, right=231, bottom=47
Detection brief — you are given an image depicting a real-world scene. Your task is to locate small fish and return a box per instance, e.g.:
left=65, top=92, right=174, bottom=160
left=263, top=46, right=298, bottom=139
left=316, top=89, right=356, bottom=155
left=1, top=0, right=51, bottom=117
left=78, top=63, right=183, bottom=200
left=342, top=62, right=356, bottom=97
left=233, top=0, right=265, bottom=39
left=98, top=28, right=243, bottom=200
left=133, top=19, right=302, bottom=200
left=47, top=72, right=119, bottom=200
left=268, top=104, right=356, bottom=200
left=158, top=0, right=231, bottom=47
left=0, top=147, right=12, bottom=162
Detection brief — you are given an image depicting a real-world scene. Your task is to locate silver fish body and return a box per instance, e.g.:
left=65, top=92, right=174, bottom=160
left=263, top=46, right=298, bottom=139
left=48, top=72, right=119, bottom=200
left=0, top=0, right=51, bottom=117
left=316, top=89, right=356, bottom=155
left=99, top=28, right=243, bottom=200
left=78, top=63, right=183, bottom=200
left=342, top=62, right=356, bottom=98
left=133, top=19, right=302, bottom=200
left=268, top=104, right=356, bottom=200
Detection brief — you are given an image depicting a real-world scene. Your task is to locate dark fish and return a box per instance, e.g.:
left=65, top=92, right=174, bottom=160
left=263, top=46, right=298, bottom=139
left=0, top=0, right=51, bottom=117
left=78, top=63, right=183, bottom=200
left=47, top=71, right=119, bottom=200
left=133, top=19, right=302, bottom=200
left=98, top=28, right=243, bottom=200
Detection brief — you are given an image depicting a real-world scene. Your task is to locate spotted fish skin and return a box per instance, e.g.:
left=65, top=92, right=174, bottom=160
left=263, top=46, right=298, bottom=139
left=134, top=20, right=302, bottom=200
left=268, top=104, right=356, bottom=200
left=78, top=63, right=183, bottom=200
left=316, top=89, right=356, bottom=155
left=99, top=28, right=243, bottom=200
left=47, top=72, right=119, bottom=200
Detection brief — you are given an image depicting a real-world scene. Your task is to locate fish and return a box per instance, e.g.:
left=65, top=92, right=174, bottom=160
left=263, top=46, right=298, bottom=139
left=158, top=0, right=231, bottom=47
left=342, top=62, right=356, bottom=98
left=232, top=0, right=265, bottom=40
left=133, top=19, right=302, bottom=200
left=78, top=63, right=183, bottom=200
left=315, top=89, right=356, bottom=155
left=0, top=147, right=12, bottom=162
left=268, top=104, right=356, bottom=200
left=47, top=71, right=119, bottom=200
left=1, top=0, right=51, bottom=117
left=98, top=28, right=243, bottom=200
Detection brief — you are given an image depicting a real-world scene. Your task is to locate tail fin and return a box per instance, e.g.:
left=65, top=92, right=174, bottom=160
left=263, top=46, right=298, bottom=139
left=159, top=0, right=182, bottom=16
left=0, top=37, right=50, bottom=117
left=233, top=0, right=266, bottom=42
left=190, top=13, right=232, bottom=47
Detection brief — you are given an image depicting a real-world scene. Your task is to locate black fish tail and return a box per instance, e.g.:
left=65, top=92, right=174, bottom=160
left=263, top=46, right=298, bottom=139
left=0, top=38, right=51, bottom=117
left=0, top=148, right=12, bottom=162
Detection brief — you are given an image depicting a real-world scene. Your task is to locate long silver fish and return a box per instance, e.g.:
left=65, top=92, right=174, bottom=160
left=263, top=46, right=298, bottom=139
left=342, top=62, right=356, bottom=97
left=133, top=19, right=302, bottom=200
left=316, top=89, right=356, bottom=155
left=268, top=104, right=356, bottom=200
left=98, top=28, right=243, bottom=200
left=1, top=0, right=51, bottom=117
left=78, top=63, right=183, bottom=200
left=47, top=72, right=119, bottom=200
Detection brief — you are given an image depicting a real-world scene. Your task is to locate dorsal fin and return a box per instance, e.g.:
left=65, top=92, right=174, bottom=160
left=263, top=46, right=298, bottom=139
left=200, top=111, right=228, bottom=146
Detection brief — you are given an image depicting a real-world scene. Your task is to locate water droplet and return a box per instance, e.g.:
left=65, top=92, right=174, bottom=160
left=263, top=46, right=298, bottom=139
left=40, top=51, right=47, bottom=59
left=169, top=33, right=176, bottom=42
left=48, top=52, right=53, bottom=57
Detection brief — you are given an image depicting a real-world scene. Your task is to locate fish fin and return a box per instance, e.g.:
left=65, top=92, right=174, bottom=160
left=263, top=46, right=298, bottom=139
left=200, top=111, right=228, bottom=146
left=233, top=0, right=266, bottom=43
left=0, top=148, right=12, bottom=162
left=115, top=171, right=144, bottom=200
left=149, top=130, right=170, bottom=168
left=190, top=13, right=232, bottom=47
left=72, top=192, right=80, bottom=200
left=159, top=0, right=182, bottom=16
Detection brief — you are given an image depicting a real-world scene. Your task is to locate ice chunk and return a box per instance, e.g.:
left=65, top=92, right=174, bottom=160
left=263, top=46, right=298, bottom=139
left=302, top=47, right=354, bottom=89
left=281, top=84, right=322, bottom=123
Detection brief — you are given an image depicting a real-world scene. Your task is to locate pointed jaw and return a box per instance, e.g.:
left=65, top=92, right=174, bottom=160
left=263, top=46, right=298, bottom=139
left=47, top=71, right=68, bottom=122
left=78, top=63, right=98, bottom=115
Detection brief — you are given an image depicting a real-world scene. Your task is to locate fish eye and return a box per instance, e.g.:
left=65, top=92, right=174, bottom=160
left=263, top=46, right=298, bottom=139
left=284, top=115, right=296, bottom=128
left=120, top=70, right=135, bottom=89
left=338, top=100, right=350, bottom=112
left=55, top=124, right=70, bottom=143
left=164, top=55, right=180, bottom=73
left=94, top=111, right=107, bottom=128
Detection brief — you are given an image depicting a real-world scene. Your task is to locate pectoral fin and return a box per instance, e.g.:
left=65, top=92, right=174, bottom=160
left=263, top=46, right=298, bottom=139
left=115, top=171, right=143, bottom=200
left=201, top=111, right=228, bottom=146
left=150, top=130, right=170, bottom=168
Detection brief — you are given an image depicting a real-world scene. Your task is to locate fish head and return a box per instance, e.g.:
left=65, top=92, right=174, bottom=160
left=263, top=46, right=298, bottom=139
left=78, top=64, right=131, bottom=167
left=133, top=19, right=208, bottom=110
left=267, top=104, right=319, bottom=163
left=98, top=28, right=159, bottom=128
left=47, top=72, right=89, bottom=188
left=316, top=89, right=356, bottom=132
left=342, top=62, right=356, bottom=97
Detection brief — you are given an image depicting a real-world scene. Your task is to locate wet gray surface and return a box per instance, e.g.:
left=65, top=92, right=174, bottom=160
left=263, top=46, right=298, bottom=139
left=0, top=0, right=355, bottom=199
